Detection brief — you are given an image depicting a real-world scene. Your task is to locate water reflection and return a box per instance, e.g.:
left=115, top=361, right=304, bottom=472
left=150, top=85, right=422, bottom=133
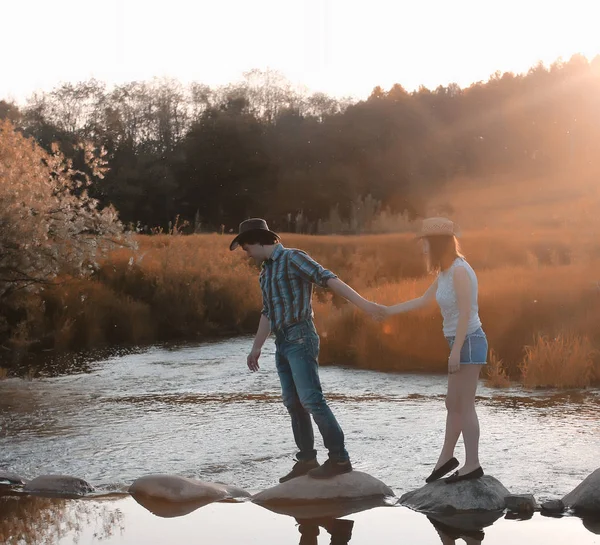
left=130, top=492, right=228, bottom=518
left=428, top=516, right=485, bottom=544
left=482, top=391, right=600, bottom=416
left=253, top=497, right=394, bottom=520
left=296, top=517, right=354, bottom=545
left=0, top=493, right=124, bottom=545
left=1, top=494, right=600, bottom=545
left=582, top=517, right=600, bottom=535
left=425, top=510, right=505, bottom=544
left=0, top=346, right=145, bottom=379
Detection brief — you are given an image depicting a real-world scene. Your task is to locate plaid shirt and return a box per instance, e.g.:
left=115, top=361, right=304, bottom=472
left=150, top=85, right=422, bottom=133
left=259, top=244, right=337, bottom=331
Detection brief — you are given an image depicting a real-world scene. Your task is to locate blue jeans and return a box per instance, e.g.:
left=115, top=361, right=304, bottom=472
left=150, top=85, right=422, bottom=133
left=274, top=319, right=349, bottom=462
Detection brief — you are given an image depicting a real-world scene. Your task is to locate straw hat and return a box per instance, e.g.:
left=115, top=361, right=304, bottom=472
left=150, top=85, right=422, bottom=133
left=416, top=217, right=460, bottom=238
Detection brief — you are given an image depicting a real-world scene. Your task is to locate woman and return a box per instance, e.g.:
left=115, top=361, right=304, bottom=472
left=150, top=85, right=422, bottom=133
left=382, top=217, right=487, bottom=483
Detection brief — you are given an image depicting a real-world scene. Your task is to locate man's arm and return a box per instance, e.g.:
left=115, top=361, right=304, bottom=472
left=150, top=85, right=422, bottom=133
left=288, top=250, right=338, bottom=287
left=289, top=250, right=382, bottom=317
left=247, top=313, right=271, bottom=372
left=326, top=277, right=377, bottom=313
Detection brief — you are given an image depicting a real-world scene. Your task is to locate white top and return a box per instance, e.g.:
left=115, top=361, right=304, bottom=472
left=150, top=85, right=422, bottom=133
left=436, top=257, right=482, bottom=337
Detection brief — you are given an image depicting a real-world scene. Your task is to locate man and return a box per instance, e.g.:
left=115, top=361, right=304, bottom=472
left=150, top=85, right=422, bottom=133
left=230, top=218, right=380, bottom=481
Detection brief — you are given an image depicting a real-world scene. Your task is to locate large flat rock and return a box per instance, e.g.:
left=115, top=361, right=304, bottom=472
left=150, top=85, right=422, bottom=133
left=562, top=467, right=600, bottom=515
left=129, top=474, right=250, bottom=503
left=252, top=471, right=395, bottom=505
left=400, top=475, right=509, bottom=514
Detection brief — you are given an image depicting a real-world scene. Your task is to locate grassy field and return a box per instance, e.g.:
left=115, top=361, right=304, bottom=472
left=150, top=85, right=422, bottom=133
left=3, top=171, right=600, bottom=387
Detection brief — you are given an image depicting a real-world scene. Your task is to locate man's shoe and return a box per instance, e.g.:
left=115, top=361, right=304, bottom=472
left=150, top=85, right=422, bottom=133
left=279, top=459, right=320, bottom=483
left=307, top=459, right=353, bottom=479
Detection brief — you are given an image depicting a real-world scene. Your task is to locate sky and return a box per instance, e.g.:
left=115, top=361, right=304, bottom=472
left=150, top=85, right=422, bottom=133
left=2, top=0, right=599, bottom=103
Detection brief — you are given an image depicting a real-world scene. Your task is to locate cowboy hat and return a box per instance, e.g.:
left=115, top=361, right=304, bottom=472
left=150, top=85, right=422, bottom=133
left=229, top=218, right=280, bottom=251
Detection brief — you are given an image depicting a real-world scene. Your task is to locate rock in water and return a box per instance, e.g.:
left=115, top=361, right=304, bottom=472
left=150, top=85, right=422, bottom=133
left=399, top=475, right=509, bottom=513
left=129, top=474, right=251, bottom=518
left=252, top=471, right=394, bottom=504
left=541, top=499, right=565, bottom=515
left=129, top=474, right=250, bottom=504
left=23, top=475, right=95, bottom=497
left=505, top=494, right=538, bottom=515
left=0, top=471, right=26, bottom=486
left=562, top=467, right=600, bottom=515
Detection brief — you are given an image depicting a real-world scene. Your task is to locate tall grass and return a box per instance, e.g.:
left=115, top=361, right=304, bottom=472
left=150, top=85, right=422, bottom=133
left=520, top=333, right=596, bottom=389
left=314, top=260, right=600, bottom=387
left=3, top=229, right=600, bottom=387
left=484, top=349, right=511, bottom=388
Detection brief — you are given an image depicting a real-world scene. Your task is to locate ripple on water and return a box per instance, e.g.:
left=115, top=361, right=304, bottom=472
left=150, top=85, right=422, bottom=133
left=0, top=337, right=598, bottom=500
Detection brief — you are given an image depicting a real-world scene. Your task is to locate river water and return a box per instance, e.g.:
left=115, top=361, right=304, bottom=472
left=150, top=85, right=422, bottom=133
left=1, top=336, right=598, bottom=501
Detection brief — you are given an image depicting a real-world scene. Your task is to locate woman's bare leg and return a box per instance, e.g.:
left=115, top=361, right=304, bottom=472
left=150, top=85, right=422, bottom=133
left=456, top=364, right=483, bottom=474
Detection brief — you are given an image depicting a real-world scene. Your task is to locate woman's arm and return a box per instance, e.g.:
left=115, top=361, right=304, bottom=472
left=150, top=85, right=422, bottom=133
left=448, top=267, right=472, bottom=373
left=385, top=279, right=439, bottom=315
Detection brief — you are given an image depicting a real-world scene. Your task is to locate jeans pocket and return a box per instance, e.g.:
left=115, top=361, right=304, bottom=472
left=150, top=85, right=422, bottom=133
left=308, top=332, right=320, bottom=359
left=283, top=322, right=307, bottom=345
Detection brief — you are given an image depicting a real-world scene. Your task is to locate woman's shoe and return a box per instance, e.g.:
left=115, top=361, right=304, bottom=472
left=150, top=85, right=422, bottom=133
left=425, top=457, right=459, bottom=483
left=444, top=466, right=484, bottom=484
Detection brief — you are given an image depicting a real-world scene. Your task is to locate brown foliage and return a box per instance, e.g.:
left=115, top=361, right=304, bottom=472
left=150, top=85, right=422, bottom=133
left=3, top=223, right=600, bottom=388
left=520, top=333, right=596, bottom=389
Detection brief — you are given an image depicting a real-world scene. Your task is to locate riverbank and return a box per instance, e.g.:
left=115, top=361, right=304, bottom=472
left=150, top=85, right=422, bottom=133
left=2, top=230, right=600, bottom=386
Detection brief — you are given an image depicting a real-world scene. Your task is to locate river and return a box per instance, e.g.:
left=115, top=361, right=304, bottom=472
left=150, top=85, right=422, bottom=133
left=1, top=336, right=597, bottom=501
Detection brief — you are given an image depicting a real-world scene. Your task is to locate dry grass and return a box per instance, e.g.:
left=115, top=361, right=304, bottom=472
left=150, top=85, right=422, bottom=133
left=520, top=333, right=597, bottom=389
left=99, top=234, right=262, bottom=337
left=5, top=170, right=600, bottom=390
left=5, top=231, right=600, bottom=387
left=5, top=234, right=263, bottom=352
left=314, top=260, right=600, bottom=387
left=484, top=349, right=511, bottom=388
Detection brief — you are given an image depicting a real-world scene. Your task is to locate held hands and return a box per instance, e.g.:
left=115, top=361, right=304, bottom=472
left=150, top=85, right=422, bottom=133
left=362, top=301, right=389, bottom=322
left=247, top=346, right=261, bottom=372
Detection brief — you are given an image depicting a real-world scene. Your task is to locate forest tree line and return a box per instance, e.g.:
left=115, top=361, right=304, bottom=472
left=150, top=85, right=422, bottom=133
left=1, top=55, right=599, bottom=234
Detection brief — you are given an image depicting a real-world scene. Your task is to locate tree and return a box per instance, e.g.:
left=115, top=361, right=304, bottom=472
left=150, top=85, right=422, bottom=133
left=0, top=120, right=128, bottom=300
left=176, top=102, right=274, bottom=229
left=0, top=100, right=21, bottom=124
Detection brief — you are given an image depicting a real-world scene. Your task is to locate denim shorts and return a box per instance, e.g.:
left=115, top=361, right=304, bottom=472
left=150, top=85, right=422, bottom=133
left=445, top=327, right=488, bottom=364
